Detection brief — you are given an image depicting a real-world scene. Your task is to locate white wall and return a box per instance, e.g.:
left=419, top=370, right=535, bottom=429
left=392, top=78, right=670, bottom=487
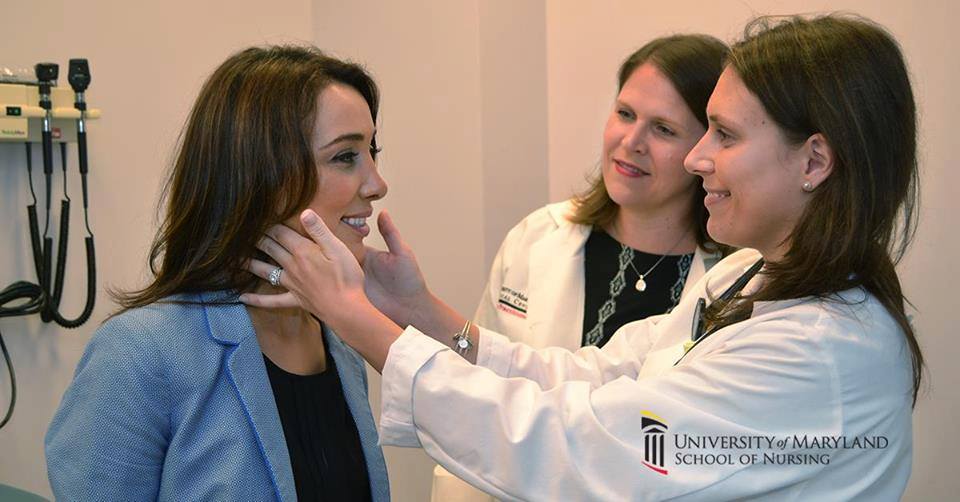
left=0, top=0, right=313, bottom=497
left=478, top=0, right=549, bottom=266
left=1, top=1, right=956, bottom=501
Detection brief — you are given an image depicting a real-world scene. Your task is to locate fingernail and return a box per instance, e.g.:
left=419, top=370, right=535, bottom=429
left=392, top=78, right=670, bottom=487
left=238, top=294, right=248, bottom=303
left=301, top=210, right=318, bottom=225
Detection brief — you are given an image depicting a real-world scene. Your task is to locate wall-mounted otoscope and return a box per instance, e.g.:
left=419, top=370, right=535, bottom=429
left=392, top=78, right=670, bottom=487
left=20, top=60, right=97, bottom=327
left=34, top=59, right=97, bottom=328
left=50, top=58, right=97, bottom=328
left=35, top=62, right=57, bottom=178
left=0, top=58, right=100, bottom=429
left=69, top=59, right=91, bottom=200
left=29, top=63, right=58, bottom=321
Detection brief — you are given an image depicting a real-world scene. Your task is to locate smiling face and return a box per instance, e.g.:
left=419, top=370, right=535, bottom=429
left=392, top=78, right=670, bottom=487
left=684, top=67, right=810, bottom=260
left=286, top=83, right=387, bottom=264
left=601, top=62, right=706, bottom=218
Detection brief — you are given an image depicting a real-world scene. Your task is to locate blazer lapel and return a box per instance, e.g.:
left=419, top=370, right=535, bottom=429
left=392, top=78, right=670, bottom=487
left=324, top=327, right=391, bottom=501
left=201, top=292, right=297, bottom=502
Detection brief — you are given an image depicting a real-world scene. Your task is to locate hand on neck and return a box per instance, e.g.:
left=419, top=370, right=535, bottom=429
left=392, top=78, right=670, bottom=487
left=247, top=303, right=327, bottom=375
left=245, top=281, right=328, bottom=374
left=246, top=281, right=308, bottom=328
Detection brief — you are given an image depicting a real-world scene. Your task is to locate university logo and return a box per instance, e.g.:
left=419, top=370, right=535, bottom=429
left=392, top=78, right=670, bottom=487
left=641, top=410, right=668, bottom=475
left=496, top=286, right=528, bottom=319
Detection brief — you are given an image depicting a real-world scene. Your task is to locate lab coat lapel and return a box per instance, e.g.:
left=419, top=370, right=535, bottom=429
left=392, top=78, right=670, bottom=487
left=526, top=213, right=590, bottom=350
left=202, top=292, right=297, bottom=502
left=679, top=248, right=707, bottom=301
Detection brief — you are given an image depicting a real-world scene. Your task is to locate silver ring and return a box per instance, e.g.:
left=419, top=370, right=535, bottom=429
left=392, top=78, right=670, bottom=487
left=268, top=267, right=283, bottom=287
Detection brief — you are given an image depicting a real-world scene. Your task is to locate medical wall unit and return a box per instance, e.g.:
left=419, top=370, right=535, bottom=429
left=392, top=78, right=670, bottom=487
left=0, top=60, right=101, bottom=430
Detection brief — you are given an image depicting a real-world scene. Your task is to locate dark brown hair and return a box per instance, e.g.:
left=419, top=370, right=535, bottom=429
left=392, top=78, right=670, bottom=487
left=114, top=46, right=379, bottom=310
left=570, top=34, right=729, bottom=253
left=706, top=14, right=923, bottom=403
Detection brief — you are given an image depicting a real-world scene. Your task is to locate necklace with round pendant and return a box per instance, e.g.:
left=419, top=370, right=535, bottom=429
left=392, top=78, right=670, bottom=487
left=626, top=247, right=673, bottom=292
left=635, top=276, right=647, bottom=292
left=624, top=231, right=689, bottom=292
left=629, top=259, right=662, bottom=292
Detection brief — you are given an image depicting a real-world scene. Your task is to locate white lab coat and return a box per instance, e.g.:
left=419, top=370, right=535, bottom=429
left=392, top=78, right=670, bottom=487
left=381, top=249, right=913, bottom=501
left=432, top=200, right=720, bottom=501
left=473, top=200, right=719, bottom=351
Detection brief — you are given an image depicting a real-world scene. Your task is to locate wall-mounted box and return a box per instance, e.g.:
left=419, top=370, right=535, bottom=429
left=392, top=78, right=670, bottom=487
left=0, top=83, right=101, bottom=142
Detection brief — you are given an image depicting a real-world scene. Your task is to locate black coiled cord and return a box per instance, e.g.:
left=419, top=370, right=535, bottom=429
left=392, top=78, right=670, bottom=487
left=41, top=143, right=97, bottom=328
left=0, top=141, right=97, bottom=430
left=0, top=280, right=41, bottom=429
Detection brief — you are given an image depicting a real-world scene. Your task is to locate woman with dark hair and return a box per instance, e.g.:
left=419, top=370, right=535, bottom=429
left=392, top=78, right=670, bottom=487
left=438, top=34, right=729, bottom=501
left=247, top=13, right=922, bottom=500
left=45, top=46, right=390, bottom=501
left=477, top=35, right=729, bottom=353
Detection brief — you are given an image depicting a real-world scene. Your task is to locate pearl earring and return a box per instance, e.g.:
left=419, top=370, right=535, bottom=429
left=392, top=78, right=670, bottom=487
left=802, top=181, right=814, bottom=192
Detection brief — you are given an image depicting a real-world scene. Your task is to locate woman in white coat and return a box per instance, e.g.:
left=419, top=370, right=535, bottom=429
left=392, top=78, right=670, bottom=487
left=451, top=34, right=729, bottom=502
left=476, top=35, right=729, bottom=355
left=247, top=14, right=923, bottom=501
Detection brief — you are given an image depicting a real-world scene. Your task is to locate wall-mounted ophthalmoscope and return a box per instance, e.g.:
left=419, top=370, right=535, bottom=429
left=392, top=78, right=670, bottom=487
left=28, top=59, right=97, bottom=328
left=0, top=57, right=101, bottom=429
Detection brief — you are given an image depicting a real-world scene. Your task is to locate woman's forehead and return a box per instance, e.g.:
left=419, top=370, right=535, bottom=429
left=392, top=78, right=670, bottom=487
left=313, top=84, right=375, bottom=146
left=707, top=69, right=768, bottom=129
left=618, top=63, right=698, bottom=125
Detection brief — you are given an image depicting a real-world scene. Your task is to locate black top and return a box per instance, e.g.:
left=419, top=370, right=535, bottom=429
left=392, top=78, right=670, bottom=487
left=582, top=230, right=693, bottom=348
left=264, top=340, right=372, bottom=502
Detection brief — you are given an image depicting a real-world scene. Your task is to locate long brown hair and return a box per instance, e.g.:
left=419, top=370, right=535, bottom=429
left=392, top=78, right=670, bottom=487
left=114, top=46, right=379, bottom=310
left=570, top=34, right=729, bottom=253
left=706, top=15, right=923, bottom=403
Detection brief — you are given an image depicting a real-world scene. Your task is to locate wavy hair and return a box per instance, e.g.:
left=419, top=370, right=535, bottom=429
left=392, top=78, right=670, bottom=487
left=704, top=14, right=923, bottom=404
left=570, top=34, right=730, bottom=254
left=114, top=46, right=379, bottom=310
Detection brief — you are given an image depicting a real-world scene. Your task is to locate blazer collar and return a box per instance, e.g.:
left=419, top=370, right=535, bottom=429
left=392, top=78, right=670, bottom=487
left=199, top=291, right=297, bottom=502
left=198, top=291, right=389, bottom=501
left=197, top=290, right=252, bottom=345
left=324, top=326, right=391, bottom=500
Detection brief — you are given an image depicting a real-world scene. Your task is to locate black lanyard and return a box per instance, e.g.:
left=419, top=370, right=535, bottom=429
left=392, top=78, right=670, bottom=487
left=676, top=258, right=764, bottom=365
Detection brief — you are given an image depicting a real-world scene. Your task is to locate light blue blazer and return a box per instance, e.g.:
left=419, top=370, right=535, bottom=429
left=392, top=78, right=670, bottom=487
left=45, top=291, right=390, bottom=501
